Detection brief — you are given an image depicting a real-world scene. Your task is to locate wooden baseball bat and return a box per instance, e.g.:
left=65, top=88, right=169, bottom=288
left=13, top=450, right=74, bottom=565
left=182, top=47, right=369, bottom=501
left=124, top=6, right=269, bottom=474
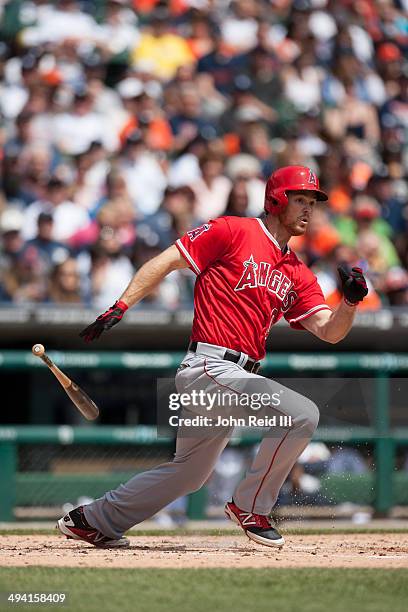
left=31, top=344, right=99, bottom=421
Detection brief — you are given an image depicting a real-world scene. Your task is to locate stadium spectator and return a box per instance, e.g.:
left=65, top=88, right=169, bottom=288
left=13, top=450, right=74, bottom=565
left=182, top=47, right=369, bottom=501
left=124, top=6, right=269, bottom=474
left=119, top=129, right=167, bottom=216
left=131, top=8, right=195, bottom=81
left=169, top=84, right=218, bottom=154
left=0, top=209, right=26, bottom=300
left=97, top=0, right=140, bottom=59
left=0, top=209, right=25, bottom=266
left=225, top=154, right=265, bottom=216
left=53, top=87, right=116, bottom=155
left=197, top=33, right=249, bottom=96
left=223, top=179, right=250, bottom=217
left=186, top=10, right=216, bottom=60
left=1, top=245, right=47, bottom=304
left=22, top=176, right=90, bottom=242
left=88, top=230, right=134, bottom=308
left=335, top=196, right=400, bottom=269
left=26, top=212, right=70, bottom=272
left=47, top=257, right=83, bottom=304
left=71, top=142, right=111, bottom=212
left=137, top=185, right=200, bottom=249
left=191, top=151, right=232, bottom=219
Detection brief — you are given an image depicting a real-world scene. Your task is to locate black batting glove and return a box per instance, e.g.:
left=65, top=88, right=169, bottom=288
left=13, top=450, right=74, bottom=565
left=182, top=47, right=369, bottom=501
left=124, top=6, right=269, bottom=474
left=337, top=266, right=368, bottom=306
left=79, top=300, right=128, bottom=343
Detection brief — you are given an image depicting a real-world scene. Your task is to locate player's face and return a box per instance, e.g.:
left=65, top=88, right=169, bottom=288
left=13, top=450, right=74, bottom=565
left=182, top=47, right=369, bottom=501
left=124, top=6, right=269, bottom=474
left=280, top=191, right=317, bottom=236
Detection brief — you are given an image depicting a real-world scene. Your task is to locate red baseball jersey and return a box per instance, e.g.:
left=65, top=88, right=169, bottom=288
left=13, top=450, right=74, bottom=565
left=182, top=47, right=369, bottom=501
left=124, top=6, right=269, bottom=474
left=176, top=217, right=331, bottom=361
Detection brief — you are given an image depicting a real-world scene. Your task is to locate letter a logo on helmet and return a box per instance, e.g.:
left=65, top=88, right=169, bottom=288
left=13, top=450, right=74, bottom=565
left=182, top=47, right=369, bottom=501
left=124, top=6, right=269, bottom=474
left=264, top=165, right=328, bottom=215
left=308, top=169, right=317, bottom=186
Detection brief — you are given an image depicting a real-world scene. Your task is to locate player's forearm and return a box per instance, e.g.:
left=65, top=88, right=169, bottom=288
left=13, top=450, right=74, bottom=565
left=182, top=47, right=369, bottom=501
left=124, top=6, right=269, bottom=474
left=120, top=244, right=188, bottom=308
left=319, top=301, right=357, bottom=344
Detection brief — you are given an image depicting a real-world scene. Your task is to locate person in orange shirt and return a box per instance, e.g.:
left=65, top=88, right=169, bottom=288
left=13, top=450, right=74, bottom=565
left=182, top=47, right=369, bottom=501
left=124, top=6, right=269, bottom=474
left=117, top=78, right=173, bottom=151
left=186, top=13, right=216, bottom=59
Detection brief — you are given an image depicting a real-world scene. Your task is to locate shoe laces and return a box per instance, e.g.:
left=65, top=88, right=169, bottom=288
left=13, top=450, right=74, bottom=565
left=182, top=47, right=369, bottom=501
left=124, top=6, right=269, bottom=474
left=74, top=506, right=99, bottom=532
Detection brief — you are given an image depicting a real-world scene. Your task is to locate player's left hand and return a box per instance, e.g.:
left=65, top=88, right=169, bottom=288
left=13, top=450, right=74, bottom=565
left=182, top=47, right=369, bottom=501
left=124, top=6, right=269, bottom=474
left=337, top=266, right=368, bottom=305
left=79, top=300, right=128, bottom=342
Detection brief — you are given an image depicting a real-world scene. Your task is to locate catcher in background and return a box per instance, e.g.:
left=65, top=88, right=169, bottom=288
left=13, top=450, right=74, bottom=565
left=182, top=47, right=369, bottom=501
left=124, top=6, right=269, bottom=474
left=57, top=166, right=368, bottom=548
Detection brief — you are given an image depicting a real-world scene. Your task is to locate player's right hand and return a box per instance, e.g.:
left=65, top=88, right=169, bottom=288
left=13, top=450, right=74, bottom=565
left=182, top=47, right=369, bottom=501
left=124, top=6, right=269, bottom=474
left=79, top=300, right=129, bottom=342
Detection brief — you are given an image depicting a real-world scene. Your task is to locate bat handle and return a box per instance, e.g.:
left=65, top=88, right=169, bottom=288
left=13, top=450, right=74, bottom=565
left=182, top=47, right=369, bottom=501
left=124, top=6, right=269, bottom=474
left=48, top=361, right=72, bottom=389
left=32, top=345, right=71, bottom=389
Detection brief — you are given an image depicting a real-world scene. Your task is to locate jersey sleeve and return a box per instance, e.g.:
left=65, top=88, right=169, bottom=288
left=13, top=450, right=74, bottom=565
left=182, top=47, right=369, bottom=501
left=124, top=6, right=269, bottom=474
left=175, top=217, right=231, bottom=275
left=284, top=268, right=331, bottom=330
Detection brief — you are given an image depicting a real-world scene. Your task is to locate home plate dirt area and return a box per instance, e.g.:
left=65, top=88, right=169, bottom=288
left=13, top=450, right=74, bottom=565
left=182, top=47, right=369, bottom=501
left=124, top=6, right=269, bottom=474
left=2, top=534, right=408, bottom=569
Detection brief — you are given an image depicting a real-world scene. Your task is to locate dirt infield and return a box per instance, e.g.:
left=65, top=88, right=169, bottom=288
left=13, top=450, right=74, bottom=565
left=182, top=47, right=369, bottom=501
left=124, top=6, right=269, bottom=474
left=1, top=533, right=408, bottom=568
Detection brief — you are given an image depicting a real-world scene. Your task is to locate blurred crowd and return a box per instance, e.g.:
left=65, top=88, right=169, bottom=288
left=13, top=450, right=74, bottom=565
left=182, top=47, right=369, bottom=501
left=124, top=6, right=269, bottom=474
left=0, top=0, right=407, bottom=309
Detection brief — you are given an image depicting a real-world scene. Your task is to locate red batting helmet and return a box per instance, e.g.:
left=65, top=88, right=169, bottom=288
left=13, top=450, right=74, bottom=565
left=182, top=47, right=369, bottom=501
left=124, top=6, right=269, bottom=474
left=264, top=165, right=328, bottom=215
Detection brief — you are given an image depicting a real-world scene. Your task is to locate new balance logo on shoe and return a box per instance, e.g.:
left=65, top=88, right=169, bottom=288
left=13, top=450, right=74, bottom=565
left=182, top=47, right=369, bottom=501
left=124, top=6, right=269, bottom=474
left=239, top=512, right=259, bottom=527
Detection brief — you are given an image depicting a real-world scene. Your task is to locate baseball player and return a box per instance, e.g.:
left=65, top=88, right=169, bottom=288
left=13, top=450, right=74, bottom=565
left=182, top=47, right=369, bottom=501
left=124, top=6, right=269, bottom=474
left=57, top=165, right=368, bottom=548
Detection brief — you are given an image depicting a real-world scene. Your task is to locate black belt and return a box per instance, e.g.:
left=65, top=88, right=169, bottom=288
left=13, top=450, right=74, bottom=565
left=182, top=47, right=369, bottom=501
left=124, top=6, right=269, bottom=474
left=188, top=341, right=261, bottom=374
